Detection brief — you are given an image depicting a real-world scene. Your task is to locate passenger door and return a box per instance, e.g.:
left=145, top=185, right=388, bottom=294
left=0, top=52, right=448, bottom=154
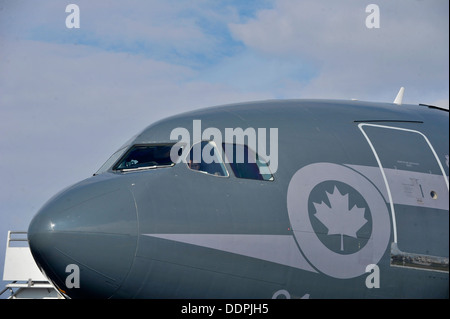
left=359, top=123, right=449, bottom=272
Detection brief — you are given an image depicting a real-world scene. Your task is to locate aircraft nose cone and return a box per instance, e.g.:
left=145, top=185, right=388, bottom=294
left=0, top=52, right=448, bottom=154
left=28, top=178, right=138, bottom=298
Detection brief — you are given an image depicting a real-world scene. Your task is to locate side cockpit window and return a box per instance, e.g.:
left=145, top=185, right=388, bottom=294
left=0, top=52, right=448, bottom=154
left=223, top=143, right=274, bottom=181
left=187, top=141, right=228, bottom=177
left=114, top=144, right=176, bottom=172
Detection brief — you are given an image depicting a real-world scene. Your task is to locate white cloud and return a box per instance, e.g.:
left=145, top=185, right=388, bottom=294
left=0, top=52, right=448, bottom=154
left=229, top=0, right=449, bottom=105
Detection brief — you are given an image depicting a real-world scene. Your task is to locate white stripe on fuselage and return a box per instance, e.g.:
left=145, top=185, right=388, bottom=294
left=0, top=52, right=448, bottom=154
left=143, top=233, right=317, bottom=273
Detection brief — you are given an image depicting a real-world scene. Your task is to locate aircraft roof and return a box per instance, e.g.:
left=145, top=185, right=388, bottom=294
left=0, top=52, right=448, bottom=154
left=132, top=99, right=447, bottom=145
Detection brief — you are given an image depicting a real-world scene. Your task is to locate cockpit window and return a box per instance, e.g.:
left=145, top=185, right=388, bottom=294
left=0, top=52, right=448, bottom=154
left=187, top=141, right=228, bottom=177
left=114, top=144, right=177, bottom=171
left=222, top=143, right=274, bottom=181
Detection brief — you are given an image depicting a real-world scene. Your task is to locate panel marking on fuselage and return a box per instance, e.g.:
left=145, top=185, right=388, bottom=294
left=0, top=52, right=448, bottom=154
left=347, top=165, right=449, bottom=210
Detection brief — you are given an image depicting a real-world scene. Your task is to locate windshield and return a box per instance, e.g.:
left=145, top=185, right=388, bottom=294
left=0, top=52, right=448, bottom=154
left=113, top=144, right=177, bottom=171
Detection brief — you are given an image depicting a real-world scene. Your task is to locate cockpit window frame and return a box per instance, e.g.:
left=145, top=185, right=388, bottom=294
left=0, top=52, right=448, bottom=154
left=112, top=143, right=180, bottom=173
left=222, top=143, right=275, bottom=182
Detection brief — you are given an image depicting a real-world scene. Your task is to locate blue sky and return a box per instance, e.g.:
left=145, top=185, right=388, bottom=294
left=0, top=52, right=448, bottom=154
left=0, top=0, right=448, bottom=295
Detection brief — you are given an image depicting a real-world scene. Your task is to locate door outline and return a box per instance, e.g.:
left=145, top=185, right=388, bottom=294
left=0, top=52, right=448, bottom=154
left=358, top=123, right=449, bottom=272
left=358, top=123, right=449, bottom=244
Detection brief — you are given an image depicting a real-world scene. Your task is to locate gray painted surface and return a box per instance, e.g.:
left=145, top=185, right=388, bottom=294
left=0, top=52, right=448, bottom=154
left=27, top=99, right=449, bottom=298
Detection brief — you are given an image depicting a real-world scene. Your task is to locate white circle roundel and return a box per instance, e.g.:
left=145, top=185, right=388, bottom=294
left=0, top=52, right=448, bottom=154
left=287, top=163, right=391, bottom=279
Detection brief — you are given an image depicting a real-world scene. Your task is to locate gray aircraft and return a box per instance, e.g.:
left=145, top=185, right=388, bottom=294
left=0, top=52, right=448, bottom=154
left=28, top=98, right=449, bottom=299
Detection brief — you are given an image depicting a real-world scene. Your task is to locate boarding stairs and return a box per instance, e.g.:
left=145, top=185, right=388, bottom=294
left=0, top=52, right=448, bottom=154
left=0, top=231, right=63, bottom=299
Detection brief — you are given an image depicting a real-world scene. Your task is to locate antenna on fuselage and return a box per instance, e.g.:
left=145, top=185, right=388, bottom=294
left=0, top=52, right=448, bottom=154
left=393, top=87, right=405, bottom=105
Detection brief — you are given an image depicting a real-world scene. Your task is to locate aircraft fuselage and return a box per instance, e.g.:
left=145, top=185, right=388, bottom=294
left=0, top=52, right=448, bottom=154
left=28, top=100, right=449, bottom=298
